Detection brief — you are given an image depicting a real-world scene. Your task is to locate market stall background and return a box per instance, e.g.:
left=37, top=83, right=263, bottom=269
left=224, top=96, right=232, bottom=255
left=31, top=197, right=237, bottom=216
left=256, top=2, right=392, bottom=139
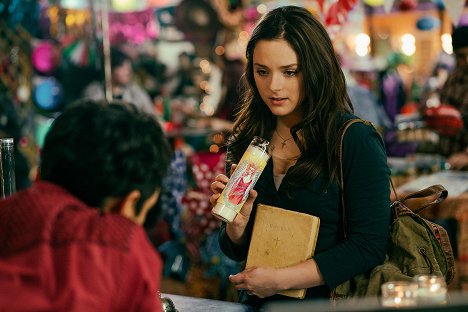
left=1, top=0, right=467, bottom=301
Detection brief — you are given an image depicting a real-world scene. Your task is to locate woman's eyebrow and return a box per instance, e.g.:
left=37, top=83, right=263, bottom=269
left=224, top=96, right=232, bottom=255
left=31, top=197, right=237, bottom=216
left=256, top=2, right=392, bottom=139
left=253, top=63, right=298, bottom=69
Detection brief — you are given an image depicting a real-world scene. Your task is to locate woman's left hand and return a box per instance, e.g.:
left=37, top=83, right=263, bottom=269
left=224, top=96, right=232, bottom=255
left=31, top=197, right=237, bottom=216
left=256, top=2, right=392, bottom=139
left=229, top=266, right=281, bottom=298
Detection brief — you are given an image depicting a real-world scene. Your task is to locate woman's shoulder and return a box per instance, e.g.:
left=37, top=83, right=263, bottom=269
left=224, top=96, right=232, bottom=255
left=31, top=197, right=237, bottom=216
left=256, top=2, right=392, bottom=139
left=337, top=114, right=384, bottom=150
left=339, top=113, right=376, bottom=136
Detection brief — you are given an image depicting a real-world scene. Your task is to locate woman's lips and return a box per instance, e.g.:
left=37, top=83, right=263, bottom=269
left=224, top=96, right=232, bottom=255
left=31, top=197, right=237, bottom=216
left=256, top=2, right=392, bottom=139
left=269, top=97, right=287, bottom=105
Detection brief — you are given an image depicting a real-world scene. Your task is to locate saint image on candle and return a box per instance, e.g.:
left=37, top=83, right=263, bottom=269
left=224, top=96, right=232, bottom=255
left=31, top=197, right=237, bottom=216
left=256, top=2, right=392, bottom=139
left=228, top=162, right=257, bottom=204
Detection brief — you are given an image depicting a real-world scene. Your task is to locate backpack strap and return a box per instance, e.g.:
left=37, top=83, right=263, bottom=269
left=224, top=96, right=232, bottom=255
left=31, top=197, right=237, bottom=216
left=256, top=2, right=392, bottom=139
left=338, top=119, right=393, bottom=238
left=399, top=184, right=448, bottom=215
left=338, top=120, right=448, bottom=238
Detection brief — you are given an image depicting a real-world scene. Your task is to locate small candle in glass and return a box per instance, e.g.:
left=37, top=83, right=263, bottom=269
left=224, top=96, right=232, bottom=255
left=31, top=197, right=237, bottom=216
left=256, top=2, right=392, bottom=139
left=413, top=274, right=447, bottom=305
left=381, top=281, right=418, bottom=308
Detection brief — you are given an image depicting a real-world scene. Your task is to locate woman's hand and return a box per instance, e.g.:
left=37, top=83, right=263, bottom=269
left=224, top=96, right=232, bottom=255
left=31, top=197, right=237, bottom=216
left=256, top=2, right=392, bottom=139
left=229, top=267, right=281, bottom=298
left=210, top=164, right=257, bottom=244
left=229, top=259, right=325, bottom=299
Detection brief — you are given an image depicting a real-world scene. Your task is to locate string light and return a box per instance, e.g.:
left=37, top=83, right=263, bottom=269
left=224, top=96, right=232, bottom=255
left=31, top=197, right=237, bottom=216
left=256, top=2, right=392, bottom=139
left=257, top=4, right=267, bottom=14
left=215, top=45, right=225, bottom=55
left=401, top=33, right=416, bottom=56
left=199, top=80, right=209, bottom=90
left=441, top=33, right=452, bottom=55
left=354, top=33, right=370, bottom=57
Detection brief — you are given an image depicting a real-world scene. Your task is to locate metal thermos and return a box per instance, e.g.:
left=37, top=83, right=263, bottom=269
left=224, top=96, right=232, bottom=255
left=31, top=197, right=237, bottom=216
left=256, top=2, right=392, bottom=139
left=0, top=138, right=16, bottom=198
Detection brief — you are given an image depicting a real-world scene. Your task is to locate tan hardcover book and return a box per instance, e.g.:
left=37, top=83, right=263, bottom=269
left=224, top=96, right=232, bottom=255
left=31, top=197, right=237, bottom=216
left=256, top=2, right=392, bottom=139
left=245, top=204, right=320, bottom=299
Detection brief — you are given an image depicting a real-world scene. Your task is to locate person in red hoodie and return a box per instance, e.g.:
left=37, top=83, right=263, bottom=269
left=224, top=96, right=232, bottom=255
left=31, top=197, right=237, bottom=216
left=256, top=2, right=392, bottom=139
left=0, top=99, right=172, bottom=311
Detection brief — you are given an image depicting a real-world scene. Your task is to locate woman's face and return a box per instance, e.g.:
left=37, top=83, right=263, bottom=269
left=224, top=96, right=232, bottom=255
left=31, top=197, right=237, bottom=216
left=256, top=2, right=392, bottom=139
left=252, top=39, right=304, bottom=122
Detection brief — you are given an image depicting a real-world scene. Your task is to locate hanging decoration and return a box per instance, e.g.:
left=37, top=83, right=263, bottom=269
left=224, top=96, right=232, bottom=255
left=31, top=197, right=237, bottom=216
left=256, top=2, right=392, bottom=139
left=398, top=0, right=418, bottom=11
left=33, top=77, right=64, bottom=112
left=108, top=8, right=158, bottom=45
left=416, top=16, right=440, bottom=31
left=318, top=0, right=360, bottom=31
left=45, top=6, right=92, bottom=40
left=363, top=0, right=384, bottom=7
left=61, top=38, right=97, bottom=67
left=243, top=5, right=260, bottom=36
left=31, top=41, right=61, bottom=75
left=442, top=0, right=466, bottom=25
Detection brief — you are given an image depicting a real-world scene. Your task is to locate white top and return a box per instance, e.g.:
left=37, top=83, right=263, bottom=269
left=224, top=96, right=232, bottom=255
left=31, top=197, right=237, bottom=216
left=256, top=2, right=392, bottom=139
left=274, top=174, right=285, bottom=190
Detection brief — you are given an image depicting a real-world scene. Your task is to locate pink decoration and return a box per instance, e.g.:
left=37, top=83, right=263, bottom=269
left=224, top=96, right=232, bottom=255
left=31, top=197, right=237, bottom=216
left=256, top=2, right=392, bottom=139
left=323, top=0, right=359, bottom=27
left=244, top=6, right=259, bottom=21
left=244, top=6, right=260, bottom=35
left=32, top=41, right=60, bottom=74
left=108, top=8, right=158, bottom=45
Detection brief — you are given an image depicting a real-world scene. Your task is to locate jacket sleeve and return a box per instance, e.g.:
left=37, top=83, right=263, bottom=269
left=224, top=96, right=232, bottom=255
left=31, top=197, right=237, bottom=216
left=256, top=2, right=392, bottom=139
left=218, top=223, right=250, bottom=261
left=313, top=122, right=391, bottom=288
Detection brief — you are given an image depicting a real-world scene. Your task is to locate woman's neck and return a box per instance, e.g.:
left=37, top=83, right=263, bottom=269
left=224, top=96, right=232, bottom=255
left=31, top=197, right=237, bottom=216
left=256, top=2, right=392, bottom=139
left=275, top=116, right=300, bottom=138
left=271, top=118, right=302, bottom=173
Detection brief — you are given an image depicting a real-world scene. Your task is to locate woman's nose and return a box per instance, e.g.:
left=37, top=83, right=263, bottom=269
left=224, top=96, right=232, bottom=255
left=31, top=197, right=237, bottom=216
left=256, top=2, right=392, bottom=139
left=269, top=73, right=283, bottom=91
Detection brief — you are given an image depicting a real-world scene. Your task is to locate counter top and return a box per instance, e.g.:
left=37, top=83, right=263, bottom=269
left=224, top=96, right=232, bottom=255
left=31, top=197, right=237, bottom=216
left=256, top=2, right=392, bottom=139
left=161, top=293, right=258, bottom=312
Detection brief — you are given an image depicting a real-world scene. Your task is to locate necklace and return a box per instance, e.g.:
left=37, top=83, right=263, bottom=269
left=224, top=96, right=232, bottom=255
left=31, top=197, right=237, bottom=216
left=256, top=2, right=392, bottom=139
left=275, top=129, right=294, bottom=149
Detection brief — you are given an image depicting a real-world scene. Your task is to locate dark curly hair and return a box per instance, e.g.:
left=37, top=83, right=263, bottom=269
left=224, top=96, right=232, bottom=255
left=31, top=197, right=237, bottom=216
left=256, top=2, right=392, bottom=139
left=228, top=5, right=353, bottom=186
left=40, top=99, right=172, bottom=212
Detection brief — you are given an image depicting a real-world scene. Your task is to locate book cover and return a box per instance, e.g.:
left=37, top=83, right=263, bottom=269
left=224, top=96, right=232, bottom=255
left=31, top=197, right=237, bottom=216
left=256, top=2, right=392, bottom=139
left=245, top=204, right=320, bottom=299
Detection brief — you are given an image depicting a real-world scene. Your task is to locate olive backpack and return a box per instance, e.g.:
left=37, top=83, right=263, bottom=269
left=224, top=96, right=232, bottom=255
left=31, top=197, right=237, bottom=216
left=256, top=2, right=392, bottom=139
left=331, top=119, right=456, bottom=300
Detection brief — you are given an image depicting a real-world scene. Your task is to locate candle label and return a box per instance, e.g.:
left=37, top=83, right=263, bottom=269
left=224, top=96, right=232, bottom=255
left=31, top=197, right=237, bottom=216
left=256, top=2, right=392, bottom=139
left=216, top=144, right=269, bottom=213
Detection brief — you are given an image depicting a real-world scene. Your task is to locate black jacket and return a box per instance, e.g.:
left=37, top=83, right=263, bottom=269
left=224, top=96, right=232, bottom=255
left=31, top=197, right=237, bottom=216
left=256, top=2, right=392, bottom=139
left=218, top=115, right=391, bottom=307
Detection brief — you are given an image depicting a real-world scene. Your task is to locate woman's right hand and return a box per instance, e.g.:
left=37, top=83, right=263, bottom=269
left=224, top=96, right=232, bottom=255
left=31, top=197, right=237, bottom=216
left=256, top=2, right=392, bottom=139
left=210, top=164, right=257, bottom=244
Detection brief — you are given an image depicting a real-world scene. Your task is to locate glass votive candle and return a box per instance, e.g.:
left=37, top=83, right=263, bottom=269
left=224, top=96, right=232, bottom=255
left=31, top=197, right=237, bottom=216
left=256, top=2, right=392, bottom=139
left=413, top=274, right=447, bottom=305
left=381, top=281, right=418, bottom=307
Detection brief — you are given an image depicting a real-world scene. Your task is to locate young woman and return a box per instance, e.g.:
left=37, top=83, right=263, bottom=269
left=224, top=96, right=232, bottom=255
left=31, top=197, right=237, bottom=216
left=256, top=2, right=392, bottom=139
left=210, top=6, right=391, bottom=308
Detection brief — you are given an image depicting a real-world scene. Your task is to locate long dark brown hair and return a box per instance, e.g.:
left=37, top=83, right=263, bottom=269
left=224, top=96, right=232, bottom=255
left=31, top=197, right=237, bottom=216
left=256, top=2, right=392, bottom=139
left=228, top=5, right=353, bottom=186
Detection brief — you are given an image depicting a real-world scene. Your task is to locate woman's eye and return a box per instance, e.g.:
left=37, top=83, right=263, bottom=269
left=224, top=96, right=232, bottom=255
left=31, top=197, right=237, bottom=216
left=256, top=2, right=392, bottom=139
left=285, top=70, right=297, bottom=77
left=256, top=69, right=268, bottom=76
